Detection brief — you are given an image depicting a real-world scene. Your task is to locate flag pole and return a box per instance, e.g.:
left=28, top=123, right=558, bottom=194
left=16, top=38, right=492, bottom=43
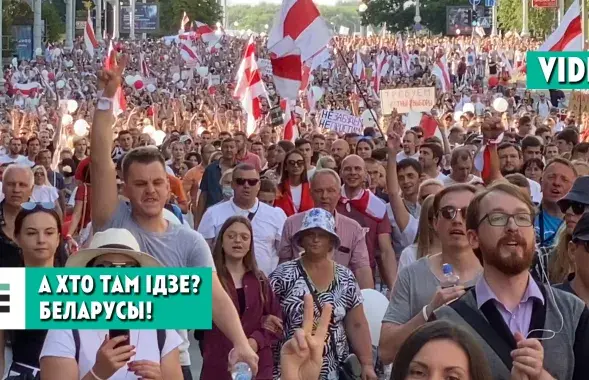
left=583, top=0, right=588, bottom=50
left=336, top=48, right=383, bottom=135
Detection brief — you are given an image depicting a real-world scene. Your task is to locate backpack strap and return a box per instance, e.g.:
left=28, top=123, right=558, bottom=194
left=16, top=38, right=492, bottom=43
left=157, top=329, right=166, bottom=356
left=450, top=299, right=513, bottom=370
left=72, top=329, right=80, bottom=363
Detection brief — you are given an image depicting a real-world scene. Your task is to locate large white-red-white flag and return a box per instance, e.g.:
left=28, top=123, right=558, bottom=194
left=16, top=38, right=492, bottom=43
left=194, top=21, right=218, bottom=45
left=268, top=0, right=331, bottom=99
left=180, top=12, right=190, bottom=32
left=431, top=56, right=451, bottom=93
left=84, top=11, right=99, bottom=57
left=234, top=36, right=268, bottom=136
left=280, top=99, right=299, bottom=142
left=104, top=41, right=127, bottom=116
left=179, top=42, right=200, bottom=63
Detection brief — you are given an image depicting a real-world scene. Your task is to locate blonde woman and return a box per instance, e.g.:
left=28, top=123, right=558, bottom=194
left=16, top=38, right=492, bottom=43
left=220, top=168, right=234, bottom=202
left=30, top=165, right=60, bottom=206
left=397, top=195, right=441, bottom=273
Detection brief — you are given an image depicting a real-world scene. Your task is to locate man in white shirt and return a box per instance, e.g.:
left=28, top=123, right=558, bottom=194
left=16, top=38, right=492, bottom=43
left=396, top=130, right=419, bottom=162
left=535, top=93, right=553, bottom=119
left=198, top=163, right=287, bottom=276
left=0, top=137, right=30, bottom=166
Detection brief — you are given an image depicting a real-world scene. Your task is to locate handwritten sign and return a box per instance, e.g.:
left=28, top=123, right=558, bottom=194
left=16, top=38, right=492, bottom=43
left=319, top=110, right=363, bottom=134
left=258, top=59, right=273, bottom=76
left=380, top=87, right=435, bottom=114
left=209, top=75, right=221, bottom=86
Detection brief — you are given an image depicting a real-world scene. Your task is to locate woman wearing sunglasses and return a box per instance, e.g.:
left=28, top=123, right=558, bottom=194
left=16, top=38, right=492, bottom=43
left=30, top=166, right=60, bottom=207
left=549, top=176, right=589, bottom=284
left=40, top=228, right=184, bottom=380
left=0, top=202, right=67, bottom=379
left=275, top=149, right=314, bottom=217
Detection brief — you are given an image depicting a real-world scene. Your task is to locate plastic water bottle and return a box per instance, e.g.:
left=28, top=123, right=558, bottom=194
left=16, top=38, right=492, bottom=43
left=231, top=362, right=252, bottom=380
left=441, top=263, right=460, bottom=289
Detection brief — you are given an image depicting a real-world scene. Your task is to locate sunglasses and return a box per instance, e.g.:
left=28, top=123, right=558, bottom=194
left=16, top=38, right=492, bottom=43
left=287, top=160, right=305, bottom=167
left=21, top=202, right=55, bottom=211
left=94, top=262, right=140, bottom=268
left=438, top=206, right=467, bottom=221
left=234, top=178, right=259, bottom=186
left=560, top=201, right=588, bottom=216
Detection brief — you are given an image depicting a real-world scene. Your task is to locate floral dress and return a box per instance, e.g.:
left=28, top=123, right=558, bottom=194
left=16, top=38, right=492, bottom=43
left=269, top=259, right=363, bottom=380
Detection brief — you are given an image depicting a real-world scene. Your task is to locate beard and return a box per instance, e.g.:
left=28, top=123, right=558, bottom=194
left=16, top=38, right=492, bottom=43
left=480, top=233, right=535, bottom=275
left=500, top=167, right=520, bottom=176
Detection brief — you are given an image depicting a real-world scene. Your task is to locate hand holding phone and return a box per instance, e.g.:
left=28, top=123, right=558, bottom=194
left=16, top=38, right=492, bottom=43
left=109, top=329, right=130, bottom=349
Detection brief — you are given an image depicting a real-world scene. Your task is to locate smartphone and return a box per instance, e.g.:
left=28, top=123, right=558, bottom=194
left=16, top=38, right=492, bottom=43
left=109, top=329, right=130, bottom=349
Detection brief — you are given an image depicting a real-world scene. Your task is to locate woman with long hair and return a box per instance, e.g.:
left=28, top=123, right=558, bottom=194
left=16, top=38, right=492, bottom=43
left=0, top=203, right=67, bottom=378
left=262, top=140, right=295, bottom=184
left=30, top=165, right=60, bottom=205
left=274, top=149, right=314, bottom=217
left=199, top=216, right=282, bottom=380
left=397, top=195, right=441, bottom=273
left=356, top=138, right=374, bottom=160
left=392, top=320, right=493, bottom=380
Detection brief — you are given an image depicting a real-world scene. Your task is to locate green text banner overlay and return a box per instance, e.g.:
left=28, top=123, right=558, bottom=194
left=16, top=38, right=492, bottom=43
left=5, top=268, right=213, bottom=329
left=527, top=51, right=589, bottom=89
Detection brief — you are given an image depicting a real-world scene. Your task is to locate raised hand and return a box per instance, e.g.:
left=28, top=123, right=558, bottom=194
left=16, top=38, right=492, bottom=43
left=97, top=54, right=128, bottom=99
left=280, top=294, right=333, bottom=380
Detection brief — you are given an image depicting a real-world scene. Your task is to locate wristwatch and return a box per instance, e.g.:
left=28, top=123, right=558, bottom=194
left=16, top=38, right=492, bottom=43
left=97, top=97, right=113, bottom=111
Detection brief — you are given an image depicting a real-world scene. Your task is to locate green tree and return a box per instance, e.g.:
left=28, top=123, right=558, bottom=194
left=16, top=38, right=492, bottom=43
left=43, top=1, right=66, bottom=42
left=159, top=0, right=223, bottom=34
left=362, top=0, right=466, bottom=34
left=497, top=0, right=556, bottom=36
left=224, top=3, right=361, bottom=33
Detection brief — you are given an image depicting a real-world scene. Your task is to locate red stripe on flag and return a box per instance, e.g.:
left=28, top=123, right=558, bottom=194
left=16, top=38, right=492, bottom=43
left=549, top=16, right=581, bottom=51
left=271, top=55, right=302, bottom=81
left=283, top=0, right=320, bottom=41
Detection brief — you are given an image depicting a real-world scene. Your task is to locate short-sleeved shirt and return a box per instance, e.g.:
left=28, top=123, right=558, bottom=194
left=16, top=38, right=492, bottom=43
left=198, top=198, right=287, bottom=276
left=48, top=170, right=65, bottom=191
left=336, top=203, right=391, bottom=268
left=40, top=329, right=182, bottom=380
left=167, top=174, right=187, bottom=204
left=199, top=161, right=223, bottom=208
left=534, top=208, right=563, bottom=248
left=237, top=151, right=262, bottom=172
left=278, top=211, right=371, bottom=272
left=95, top=201, right=215, bottom=269
left=383, top=256, right=479, bottom=325
left=269, top=260, right=363, bottom=380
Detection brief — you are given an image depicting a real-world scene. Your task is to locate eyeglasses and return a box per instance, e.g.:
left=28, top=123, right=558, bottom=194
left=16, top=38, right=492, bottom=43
left=21, top=202, right=55, bottom=211
left=94, top=262, right=140, bottom=268
left=287, top=160, right=305, bottom=167
left=559, top=201, right=588, bottom=216
left=478, top=212, right=534, bottom=227
left=438, top=206, right=467, bottom=221
left=234, top=178, right=259, bottom=186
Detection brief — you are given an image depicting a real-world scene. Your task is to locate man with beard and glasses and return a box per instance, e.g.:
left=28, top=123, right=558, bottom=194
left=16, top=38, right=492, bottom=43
left=434, top=182, right=589, bottom=380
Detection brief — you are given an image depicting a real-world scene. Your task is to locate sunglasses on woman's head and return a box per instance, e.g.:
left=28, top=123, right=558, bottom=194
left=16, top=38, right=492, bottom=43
left=21, top=202, right=55, bottom=211
left=94, top=262, right=140, bottom=268
left=560, top=201, right=588, bottom=216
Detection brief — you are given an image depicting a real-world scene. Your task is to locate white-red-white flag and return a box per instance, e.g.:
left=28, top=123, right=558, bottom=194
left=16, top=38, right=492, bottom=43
left=180, top=12, right=190, bottom=32
left=84, top=11, right=99, bottom=58
left=353, top=51, right=366, bottom=80
left=234, top=36, right=268, bottom=136
left=13, top=82, right=40, bottom=97
left=268, top=0, right=331, bottom=99
left=194, top=21, right=218, bottom=44
left=179, top=42, right=200, bottom=63
left=281, top=99, right=298, bottom=142
left=373, top=51, right=389, bottom=93
left=139, top=52, right=150, bottom=78
left=431, top=56, right=451, bottom=93
left=104, top=41, right=127, bottom=116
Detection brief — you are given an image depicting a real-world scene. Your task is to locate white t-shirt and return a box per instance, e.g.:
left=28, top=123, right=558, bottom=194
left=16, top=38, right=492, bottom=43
left=290, top=184, right=302, bottom=212
left=198, top=198, right=287, bottom=276
left=31, top=185, right=59, bottom=203
left=40, top=329, right=182, bottom=380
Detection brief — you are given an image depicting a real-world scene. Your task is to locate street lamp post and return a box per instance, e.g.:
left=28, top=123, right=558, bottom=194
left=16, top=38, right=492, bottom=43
left=358, top=3, right=367, bottom=36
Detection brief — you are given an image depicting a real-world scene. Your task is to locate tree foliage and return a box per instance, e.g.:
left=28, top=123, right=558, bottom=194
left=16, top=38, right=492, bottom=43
left=159, top=0, right=223, bottom=34
left=224, top=3, right=362, bottom=33
left=43, top=1, right=66, bottom=42
left=363, top=0, right=466, bottom=35
left=497, top=0, right=576, bottom=37
left=1, top=0, right=65, bottom=43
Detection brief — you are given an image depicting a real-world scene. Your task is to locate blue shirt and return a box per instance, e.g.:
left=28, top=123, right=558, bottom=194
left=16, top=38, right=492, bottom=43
left=534, top=209, right=563, bottom=248
left=199, top=161, right=223, bottom=208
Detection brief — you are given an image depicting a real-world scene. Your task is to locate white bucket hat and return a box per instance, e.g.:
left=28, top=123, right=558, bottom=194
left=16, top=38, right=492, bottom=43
left=66, top=228, right=163, bottom=268
left=293, top=208, right=341, bottom=249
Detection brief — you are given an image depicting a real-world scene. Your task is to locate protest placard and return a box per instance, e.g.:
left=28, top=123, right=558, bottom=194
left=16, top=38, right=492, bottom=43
left=0, top=268, right=212, bottom=329
left=380, top=87, right=436, bottom=114
left=209, top=74, right=221, bottom=86
left=319, top=110, right=363, bottom=134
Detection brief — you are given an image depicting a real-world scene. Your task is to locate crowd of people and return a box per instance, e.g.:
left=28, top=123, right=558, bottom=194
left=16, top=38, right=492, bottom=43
left=0, top=25, right=588, bottom=380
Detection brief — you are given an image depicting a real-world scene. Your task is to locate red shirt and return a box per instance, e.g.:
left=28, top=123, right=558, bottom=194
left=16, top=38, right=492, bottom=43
left=75, top=184, right=92, bottom=228
left=238, top=151, right=262, bottom=172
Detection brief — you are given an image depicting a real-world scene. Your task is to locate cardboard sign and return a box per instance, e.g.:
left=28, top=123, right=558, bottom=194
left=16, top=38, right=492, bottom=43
left=319, top=110, right=363, bottom=134
left=380, top=87, right=436, bottom=114
left=532, top=0, right=557, bottom=7
left=257, top=58, right=273, bottom=76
